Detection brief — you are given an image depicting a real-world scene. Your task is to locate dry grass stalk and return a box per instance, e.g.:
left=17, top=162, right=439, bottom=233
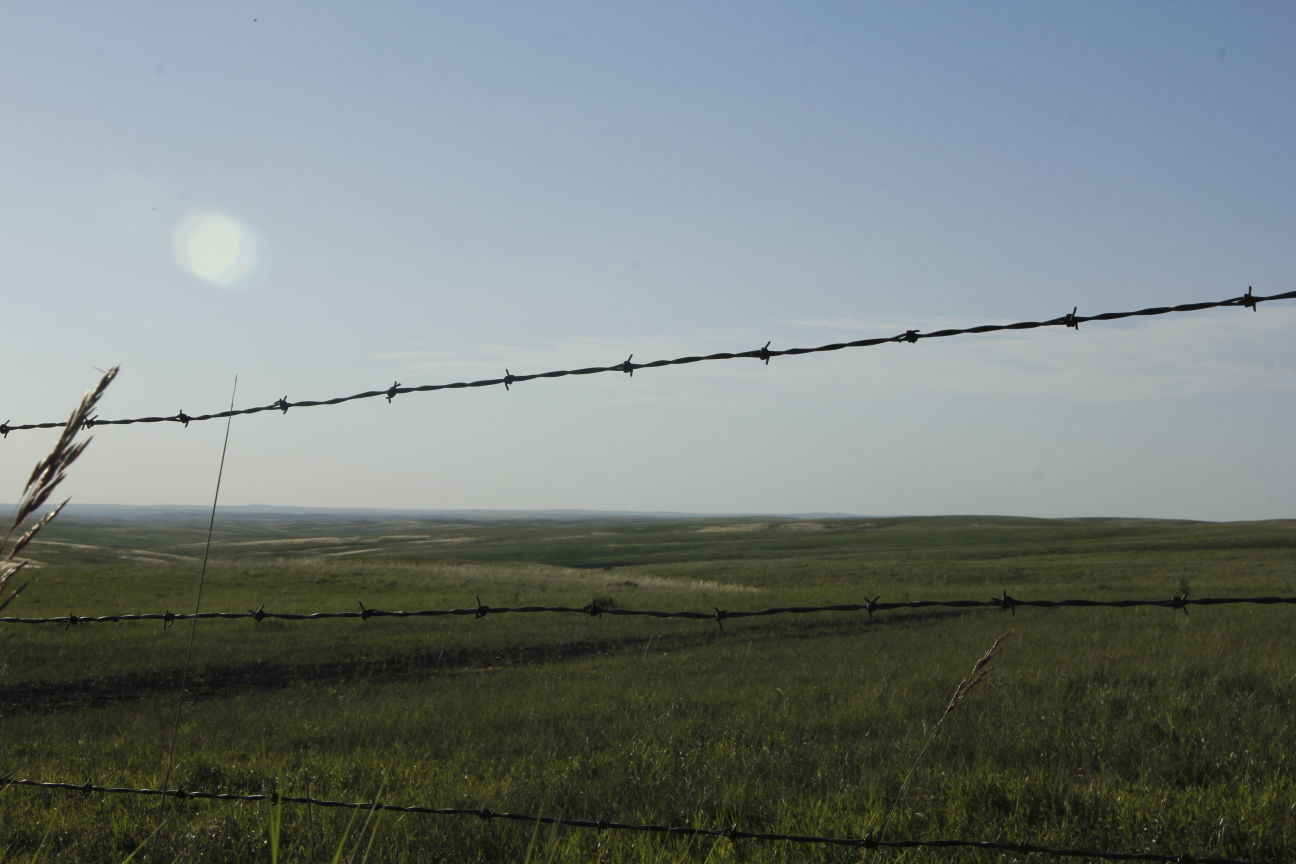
left=0, top=366, right=118, bottom=611
left=879, top=632, right=1010, bottom=837
left=935, top=632, right=1008, bottom=724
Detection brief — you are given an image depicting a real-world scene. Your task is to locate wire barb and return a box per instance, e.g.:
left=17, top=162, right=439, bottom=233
left=1241, top=286, right=1258, bottom=311
left=998, top=591, right=1017, bottom=615
left=1063, top=306, right=1079, bottom=329
left=386, top=381, right=401, bottom=403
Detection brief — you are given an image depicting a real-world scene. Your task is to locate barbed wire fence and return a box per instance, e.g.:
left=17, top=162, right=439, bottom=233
left=1, top=287, right=1291, bottom=437
left=2, top=777, right=1285, bottom=864
left=4, top=286, right=1295, bottom=861
left=2, top=591, right=1294, bottom=629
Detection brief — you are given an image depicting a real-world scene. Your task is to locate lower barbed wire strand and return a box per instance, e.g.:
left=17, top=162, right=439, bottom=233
left=0, top=777, right=1279, bottom=864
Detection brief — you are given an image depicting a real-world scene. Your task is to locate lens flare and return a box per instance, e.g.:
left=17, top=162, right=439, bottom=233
left=171, top=209, right=258, bottom=287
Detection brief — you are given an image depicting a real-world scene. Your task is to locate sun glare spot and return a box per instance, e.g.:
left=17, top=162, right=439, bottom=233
left=171, top=209, right=258, bottom=287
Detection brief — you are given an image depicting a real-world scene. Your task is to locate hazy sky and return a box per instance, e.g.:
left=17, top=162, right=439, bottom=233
left=3, top=1, right=1294, bottom=520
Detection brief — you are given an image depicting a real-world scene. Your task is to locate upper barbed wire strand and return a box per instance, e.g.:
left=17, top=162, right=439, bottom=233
left=1, top=288, right=1291, bottom=436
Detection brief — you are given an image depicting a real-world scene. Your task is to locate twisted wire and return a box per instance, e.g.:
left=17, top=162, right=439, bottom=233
left=1, top=777, right=1279, bottom=864
left=2, top=288, right=1290, bottom=436
left=2, top=593, right=1291, bottom=629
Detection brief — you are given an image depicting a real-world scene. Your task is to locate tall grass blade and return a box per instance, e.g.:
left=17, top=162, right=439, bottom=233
left=879, top=632, right=1010, bottom=838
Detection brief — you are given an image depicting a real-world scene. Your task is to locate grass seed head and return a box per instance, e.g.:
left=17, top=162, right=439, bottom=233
left=0, top=366, right=117, bottom=611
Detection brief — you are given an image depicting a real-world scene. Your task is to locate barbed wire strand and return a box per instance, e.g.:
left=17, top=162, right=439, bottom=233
left=1, top=777, right=1280, bottom=864
left=2, top=288, right=1291, bottom=436
left=2, top=593, right=1292, bottom=629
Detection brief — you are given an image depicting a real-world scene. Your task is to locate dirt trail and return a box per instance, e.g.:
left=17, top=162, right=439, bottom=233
left=0, top=610, right=976, bottom=715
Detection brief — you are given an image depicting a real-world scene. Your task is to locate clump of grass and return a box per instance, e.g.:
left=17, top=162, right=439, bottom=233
left=0, top=366, right=117, bottom=611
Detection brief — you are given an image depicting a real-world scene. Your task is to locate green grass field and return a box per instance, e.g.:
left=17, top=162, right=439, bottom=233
left=2, top=513, right=1293, bottom=863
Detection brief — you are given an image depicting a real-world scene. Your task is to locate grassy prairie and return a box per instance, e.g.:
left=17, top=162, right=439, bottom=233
left=2, top=513, right=1294, bottom=862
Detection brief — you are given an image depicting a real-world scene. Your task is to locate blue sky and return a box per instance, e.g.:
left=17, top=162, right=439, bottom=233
left=2, top=1, right=1294, bottom=519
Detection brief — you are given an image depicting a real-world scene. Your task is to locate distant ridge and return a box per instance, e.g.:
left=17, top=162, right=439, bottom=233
left=7, top=504, right=1251, bottom=525
left=30, top=503, right=866, bottom=522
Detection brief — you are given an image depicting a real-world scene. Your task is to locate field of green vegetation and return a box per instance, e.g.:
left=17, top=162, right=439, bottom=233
left=2, top=512, right=1293, bottom=863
